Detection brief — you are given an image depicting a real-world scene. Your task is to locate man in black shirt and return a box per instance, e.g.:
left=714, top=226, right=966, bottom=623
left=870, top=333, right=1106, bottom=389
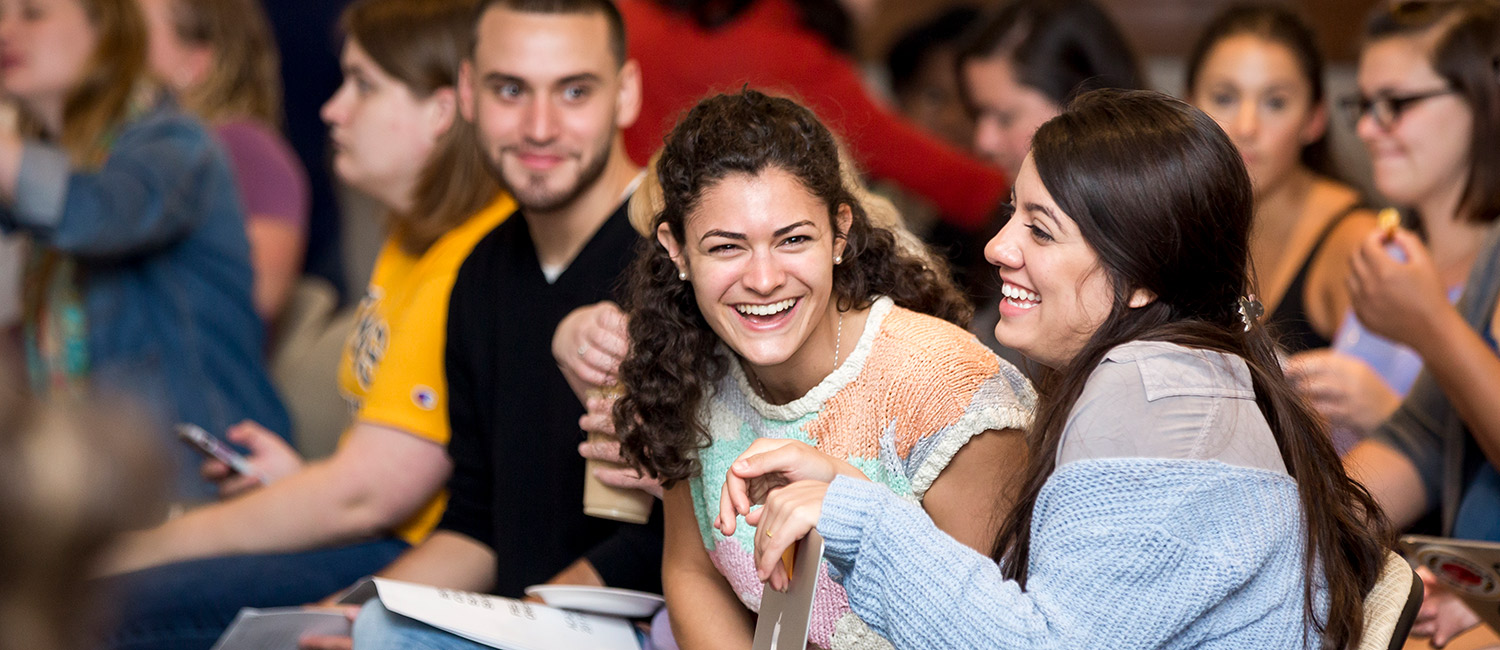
left=367, top=0, right=658, bottom=599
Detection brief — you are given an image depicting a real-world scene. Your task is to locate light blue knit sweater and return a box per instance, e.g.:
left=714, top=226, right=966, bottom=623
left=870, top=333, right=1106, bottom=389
left=818, top=457, right=1325, bottom=649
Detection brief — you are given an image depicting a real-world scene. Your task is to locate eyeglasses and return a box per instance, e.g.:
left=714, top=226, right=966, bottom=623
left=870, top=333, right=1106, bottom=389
left=1340, top=88, right=1458, bottom=130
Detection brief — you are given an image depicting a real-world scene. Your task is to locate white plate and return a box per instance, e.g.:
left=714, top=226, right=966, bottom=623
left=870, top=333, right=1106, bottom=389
left=523, top=585, right=665, bottom=618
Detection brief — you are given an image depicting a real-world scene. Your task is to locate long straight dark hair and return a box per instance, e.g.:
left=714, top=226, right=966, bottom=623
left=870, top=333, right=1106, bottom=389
left=987, top=89, right=1390, bottom=649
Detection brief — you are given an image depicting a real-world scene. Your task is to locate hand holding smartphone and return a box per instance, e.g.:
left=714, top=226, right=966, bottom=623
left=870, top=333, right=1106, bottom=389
left=175, top=423, right=266, bottom=485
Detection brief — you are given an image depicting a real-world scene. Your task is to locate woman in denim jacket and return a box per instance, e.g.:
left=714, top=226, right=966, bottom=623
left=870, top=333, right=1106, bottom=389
left=0, top=0, right=289, bottom=501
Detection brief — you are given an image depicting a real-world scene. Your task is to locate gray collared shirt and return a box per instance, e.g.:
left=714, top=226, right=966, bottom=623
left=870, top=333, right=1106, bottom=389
left=1058, top=340, right=1288, bottom=475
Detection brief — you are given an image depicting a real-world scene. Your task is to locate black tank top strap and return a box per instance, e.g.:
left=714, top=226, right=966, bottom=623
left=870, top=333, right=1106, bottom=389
left=1266, top=203, right=1364, bottom=353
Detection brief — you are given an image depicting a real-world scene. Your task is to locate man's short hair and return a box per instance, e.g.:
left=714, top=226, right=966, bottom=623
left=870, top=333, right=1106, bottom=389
left=474, top=0, right=627, bottom=67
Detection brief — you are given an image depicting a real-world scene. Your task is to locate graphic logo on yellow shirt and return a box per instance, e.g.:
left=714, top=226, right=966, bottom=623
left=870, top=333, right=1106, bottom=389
left=411, top=385, right=438, bottom=411
left=350, top=289, right=389, bottom=391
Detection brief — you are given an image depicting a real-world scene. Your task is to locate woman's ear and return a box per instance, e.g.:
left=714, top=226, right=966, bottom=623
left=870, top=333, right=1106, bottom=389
left=1128, top=288, right=1157, bottom=309
left=458, top=60, right=477, bottom=123
left=425, top=86, right=457, bottom=141
left=1299, top=102, right=1328, bottom=145
left=833, top=204, right=853, bottom=260
left=657, top=222, right=688, bottom=278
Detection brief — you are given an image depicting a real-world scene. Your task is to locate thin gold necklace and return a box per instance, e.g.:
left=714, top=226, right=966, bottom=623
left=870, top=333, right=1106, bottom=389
left=747, top=310, right=842, bottom=402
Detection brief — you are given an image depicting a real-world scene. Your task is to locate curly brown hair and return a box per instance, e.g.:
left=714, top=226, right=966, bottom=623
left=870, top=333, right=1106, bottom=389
left=614, top=89, right=971, bottom=487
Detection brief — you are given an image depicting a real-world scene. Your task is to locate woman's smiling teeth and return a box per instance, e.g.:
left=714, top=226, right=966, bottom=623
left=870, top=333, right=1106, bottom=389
left=1001, top=282, right=1041, bottom=308
left=735, top=298, right=797, bottom=317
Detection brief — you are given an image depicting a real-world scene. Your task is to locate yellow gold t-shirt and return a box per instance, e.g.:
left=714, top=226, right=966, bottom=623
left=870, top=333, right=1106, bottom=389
left=337, top=194, right=515, bottom=544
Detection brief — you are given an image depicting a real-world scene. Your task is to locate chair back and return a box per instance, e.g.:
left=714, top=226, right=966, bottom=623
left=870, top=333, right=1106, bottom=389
left=1359, top=551, right=1424, bottom=650
left=269, top=277, right=355, bottom=460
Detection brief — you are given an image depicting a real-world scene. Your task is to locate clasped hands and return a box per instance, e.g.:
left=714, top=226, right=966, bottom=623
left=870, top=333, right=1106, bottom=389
left=714, top=439, right=869, bottom=592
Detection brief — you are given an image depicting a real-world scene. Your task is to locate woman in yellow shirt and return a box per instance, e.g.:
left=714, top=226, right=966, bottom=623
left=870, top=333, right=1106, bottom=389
left=97, top=1, right=512, bottom=648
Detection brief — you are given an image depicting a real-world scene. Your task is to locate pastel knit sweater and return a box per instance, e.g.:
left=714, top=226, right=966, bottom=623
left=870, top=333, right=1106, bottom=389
left=819, top=458, right=1322, bottom=649
left=691, top=297, right=1036, bottom=649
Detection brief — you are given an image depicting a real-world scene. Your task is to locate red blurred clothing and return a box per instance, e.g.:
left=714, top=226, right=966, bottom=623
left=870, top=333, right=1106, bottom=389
left=620, top=0, right=1008, bottom=230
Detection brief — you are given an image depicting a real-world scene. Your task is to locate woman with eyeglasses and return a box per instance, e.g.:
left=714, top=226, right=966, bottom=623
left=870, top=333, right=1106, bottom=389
left=1339, top=1, right=1500, bottom=644
left=1283, top=0, right=1500, bottom=452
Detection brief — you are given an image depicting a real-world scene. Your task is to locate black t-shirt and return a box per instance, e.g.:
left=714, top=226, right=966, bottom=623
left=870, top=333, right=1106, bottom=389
left=438, top=200, right=662, bottom=596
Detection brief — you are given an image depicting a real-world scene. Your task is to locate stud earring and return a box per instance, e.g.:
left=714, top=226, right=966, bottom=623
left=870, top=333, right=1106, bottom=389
left=834, top=255, right=842, bottom=265
left=678, top=270, right=689, bottom=281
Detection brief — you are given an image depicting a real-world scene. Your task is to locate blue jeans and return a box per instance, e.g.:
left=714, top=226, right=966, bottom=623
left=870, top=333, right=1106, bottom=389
left=351, top=597, right=659, bottom=650
left=103, top=538, right=408, bottom=650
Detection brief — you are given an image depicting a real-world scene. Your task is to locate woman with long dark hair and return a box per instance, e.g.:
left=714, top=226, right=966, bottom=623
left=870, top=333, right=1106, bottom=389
left=614, top=89, right=1034, bottom=650
left=721, top=89, right=1389, bottom=649
left=953, top=0, right=1143, bottom=351
left=1185, top=4, right=1375, bottom=357
left=955, top=0, right=1142, bottom=175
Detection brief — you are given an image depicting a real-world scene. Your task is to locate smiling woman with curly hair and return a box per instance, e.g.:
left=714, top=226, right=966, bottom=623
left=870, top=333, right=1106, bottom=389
left=613, top=88, right=1035, bottom=650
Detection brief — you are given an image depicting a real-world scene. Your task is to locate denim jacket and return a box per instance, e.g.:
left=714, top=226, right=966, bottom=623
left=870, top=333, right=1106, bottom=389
left=0, top=99, right=291, bottom=501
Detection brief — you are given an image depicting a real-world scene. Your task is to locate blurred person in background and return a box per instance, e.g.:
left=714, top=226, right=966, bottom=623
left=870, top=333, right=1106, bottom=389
left=884, top=6, right=978, bottom=152
left=1186, top=4, right=1375, bottom=360
left=94, top=0, right=514, bottom=648
left=956, top=0, right=1142, bottom=178
left=137, top=0, right=310, bottom=327
left=1289, top=0, right=1500, bottom=457
left=1339, top=1, right=1500, bottom=645
left=0, top=0, right=289, bottom=500
left=954, top=0, right=1142, bottom=356
left=0, top=358, right=165, bottom=650
left=878, top=6, right=989, bottom=301
left=617, top=0, right=1008, bottom=237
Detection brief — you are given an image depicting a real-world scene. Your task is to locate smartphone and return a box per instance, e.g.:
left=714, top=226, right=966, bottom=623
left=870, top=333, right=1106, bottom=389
left=174, top=423, right=263, bottom=483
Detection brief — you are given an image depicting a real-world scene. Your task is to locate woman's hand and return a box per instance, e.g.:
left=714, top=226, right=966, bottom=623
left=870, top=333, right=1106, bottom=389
left=715, top=439, right=869, bottom=590
left=1412, top=566, right=1483, bottom=648
left=201, top=420, right=304, bottom=499
left=1348, top=229, right=1450, bottom=348
left=752, top=479, right=831, bottom=592
left=715, top=439, right=867, bottom=537
left=1285, top=349, right=1401, bottom=435
left=552, top=301, right=630, bottom=391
